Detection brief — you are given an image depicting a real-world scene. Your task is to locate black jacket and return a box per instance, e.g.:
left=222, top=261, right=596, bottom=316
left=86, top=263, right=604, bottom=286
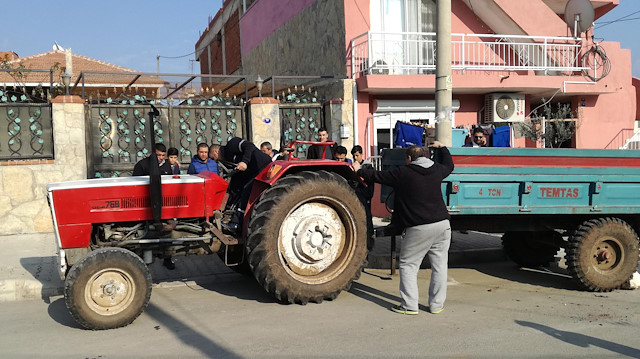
left=307, top=143, right=335, bottom=159
left=353, top=160, right=374, bottom=204
left=357, top=147, right=454, bottom=231
left=132, top=156, right=172, bottom=176
left=222, top=137, right=272, bottom=175
left=222, top=137, right=273, bottom=196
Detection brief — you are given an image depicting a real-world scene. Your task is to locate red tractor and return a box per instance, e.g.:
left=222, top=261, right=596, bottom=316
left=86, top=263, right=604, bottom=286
left=46, top=139, right=367, bottom=330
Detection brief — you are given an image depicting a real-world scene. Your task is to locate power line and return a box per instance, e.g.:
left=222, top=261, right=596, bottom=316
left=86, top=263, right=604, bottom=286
left=596, top=16, right=640, bottom=26
left=595, top=9, right=640, bottom=29
left=158, top=41, right=215, bottom=59
left=157, top=50, right=196, bottom=59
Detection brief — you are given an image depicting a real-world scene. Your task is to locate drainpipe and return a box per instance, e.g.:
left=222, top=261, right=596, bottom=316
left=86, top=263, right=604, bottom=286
left=353, top=81, right=358, bottom=146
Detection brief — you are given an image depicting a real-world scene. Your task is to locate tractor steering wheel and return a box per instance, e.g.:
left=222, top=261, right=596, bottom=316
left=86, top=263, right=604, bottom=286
left=217, top=160, right=239, bottom=180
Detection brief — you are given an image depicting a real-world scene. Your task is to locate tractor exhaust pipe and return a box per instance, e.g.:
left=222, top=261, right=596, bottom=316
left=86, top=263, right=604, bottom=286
left=148, top=104, right=162, bottom=228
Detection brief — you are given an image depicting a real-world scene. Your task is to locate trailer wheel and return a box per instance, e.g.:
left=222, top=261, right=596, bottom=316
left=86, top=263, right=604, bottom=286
left=246, top=170, right=367, bottom=304
left=502, top=231, right=559, bottom=267
left=567, top=218, right=640, bottom=292
left=64, top=248, right=152, bottom=330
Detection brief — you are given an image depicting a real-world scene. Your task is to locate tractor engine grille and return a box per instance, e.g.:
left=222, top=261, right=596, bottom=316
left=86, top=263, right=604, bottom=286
left=89, top=196, right=189, bottom=211
left=120, top=196, right=189, bottom=209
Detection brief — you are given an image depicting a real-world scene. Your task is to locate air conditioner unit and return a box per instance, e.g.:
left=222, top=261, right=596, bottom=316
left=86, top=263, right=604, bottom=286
left=369, top=59, right=390, bottom=75
left=484, top=93, right=525, bottom=123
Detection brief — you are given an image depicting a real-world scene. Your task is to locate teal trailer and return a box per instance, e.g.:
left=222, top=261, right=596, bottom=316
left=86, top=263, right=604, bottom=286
left=381, top=147, right=640, bottom=292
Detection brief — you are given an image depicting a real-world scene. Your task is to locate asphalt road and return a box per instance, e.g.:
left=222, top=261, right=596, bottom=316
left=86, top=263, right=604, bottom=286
left=1, top=260, right=639, bottom=359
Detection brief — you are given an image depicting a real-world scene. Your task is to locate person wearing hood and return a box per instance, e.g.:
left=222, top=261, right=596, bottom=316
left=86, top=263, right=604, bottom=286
left=354, top=142, right=454, bottom=316
left=187, top=143, right=218, bottom=175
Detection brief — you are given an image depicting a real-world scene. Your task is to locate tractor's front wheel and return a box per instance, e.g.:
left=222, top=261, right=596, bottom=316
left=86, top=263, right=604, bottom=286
left=64, top=248, right=152, bottom=330
left=247, top=170, right=367, bottom=304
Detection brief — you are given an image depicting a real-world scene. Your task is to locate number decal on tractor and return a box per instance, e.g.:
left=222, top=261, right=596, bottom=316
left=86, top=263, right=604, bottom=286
left=89, top=199, right=121, bottom=210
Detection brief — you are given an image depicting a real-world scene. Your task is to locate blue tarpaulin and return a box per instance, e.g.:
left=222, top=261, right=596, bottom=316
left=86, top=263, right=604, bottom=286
left=493, top=126, right=511, bottom=147
left=394, top=122, right=424, bottom=148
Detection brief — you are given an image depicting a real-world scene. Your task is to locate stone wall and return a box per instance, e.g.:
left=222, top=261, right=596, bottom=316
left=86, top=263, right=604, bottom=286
left=325, top=79, right=354, bottom=151
left=0, top=96, right=87, bottom=235
left=241, top=0, right=347, bottom=77
left=248, top=97, right=281, bottom=149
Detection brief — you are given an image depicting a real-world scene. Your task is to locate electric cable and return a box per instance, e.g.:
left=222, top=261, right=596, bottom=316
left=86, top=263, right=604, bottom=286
left=595, top=10, right=640, bottom=29
left=581, top=42, right=611, bottom=82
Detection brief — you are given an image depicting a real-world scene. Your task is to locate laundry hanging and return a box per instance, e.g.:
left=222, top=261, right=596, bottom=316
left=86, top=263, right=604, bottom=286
left=394, top=122, right=424, bottom=148
left=493, top=125, right=511, bottom=147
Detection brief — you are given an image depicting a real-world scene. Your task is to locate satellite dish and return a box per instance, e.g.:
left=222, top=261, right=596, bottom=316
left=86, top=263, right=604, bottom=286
left=52, top=41, right=63, bottom=51
left=564, top=0, right=595, bottom=35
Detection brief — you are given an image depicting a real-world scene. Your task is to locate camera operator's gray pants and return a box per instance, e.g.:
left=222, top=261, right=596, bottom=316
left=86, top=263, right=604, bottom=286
left=399, top=219, right=451, bottom=312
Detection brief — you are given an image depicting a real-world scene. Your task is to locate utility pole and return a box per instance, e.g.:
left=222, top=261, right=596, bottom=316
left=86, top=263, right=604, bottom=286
left=157, top=55, right=160, bottom=74
left=435, top=0, right=452, bottom=146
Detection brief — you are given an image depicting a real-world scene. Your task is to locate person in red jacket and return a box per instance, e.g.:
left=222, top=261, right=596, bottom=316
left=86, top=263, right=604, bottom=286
left=354, top=142, right=454, bottom=315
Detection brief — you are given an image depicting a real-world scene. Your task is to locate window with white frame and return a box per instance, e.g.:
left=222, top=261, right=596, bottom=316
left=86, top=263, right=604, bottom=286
left=370, top=0, right=436, bottom=74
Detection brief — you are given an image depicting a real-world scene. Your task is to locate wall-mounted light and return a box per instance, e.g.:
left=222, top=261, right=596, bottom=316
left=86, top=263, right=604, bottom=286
left=256, top=75, right=263, bottom=97
left=61, top=73, right=71, bottom=96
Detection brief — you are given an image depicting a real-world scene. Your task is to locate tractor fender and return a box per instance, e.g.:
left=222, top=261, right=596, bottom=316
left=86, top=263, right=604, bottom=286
left=243, top=161, right=363, bottom=235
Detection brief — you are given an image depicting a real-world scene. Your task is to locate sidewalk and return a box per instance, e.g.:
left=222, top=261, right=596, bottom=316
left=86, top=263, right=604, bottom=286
left=0, top=222, right=505, bottom=303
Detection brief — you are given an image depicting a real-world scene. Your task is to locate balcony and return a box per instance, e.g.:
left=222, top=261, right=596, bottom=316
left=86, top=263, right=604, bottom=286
left=350, top=32, right=589, bottom=78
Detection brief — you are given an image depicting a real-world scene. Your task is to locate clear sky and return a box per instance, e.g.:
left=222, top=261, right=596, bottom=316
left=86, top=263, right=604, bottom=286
left=1, top=0, right=639, bottom=77
left=1, top=0, right=223, bottom=74
left=595, top=0, right=640, bottom=77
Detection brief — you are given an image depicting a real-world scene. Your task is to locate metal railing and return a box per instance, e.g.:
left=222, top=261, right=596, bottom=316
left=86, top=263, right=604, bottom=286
left=621, top=129, right=640, bottom=150
left=350, top=32, right=588, bottom=78
left=0, top=68, right=55, bottom=160
left=604, top=128, right=635, bottom=150
left=369, top=155, right=382, bottom=170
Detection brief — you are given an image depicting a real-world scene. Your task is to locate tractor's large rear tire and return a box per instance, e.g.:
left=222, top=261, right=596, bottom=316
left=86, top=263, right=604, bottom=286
left=502, top=231, right=560, bottom=267
left=64, top=248, right=152, bottom=330
left=246, top=170, right=367, bottom=304
left=567, top=217, right=639, bottom=292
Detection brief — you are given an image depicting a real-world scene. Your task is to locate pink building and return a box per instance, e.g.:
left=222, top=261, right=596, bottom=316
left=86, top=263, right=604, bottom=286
left=196, top=0, right=639, bottom=152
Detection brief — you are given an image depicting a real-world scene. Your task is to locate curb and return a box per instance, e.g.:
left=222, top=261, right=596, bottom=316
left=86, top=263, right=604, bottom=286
left=0, top=248, right=506, bottom=303
left=0, top=279, right=63, bottom=303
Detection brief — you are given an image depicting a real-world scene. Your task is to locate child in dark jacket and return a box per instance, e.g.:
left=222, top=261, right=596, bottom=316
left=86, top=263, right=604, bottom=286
left=167, top=147, right=181, bottom=174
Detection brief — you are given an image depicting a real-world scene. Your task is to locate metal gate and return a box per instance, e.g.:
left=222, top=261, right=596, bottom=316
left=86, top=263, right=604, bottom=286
left=86, top=98, right=245, bottom=178
left=279, top=91, right=324, bottom=159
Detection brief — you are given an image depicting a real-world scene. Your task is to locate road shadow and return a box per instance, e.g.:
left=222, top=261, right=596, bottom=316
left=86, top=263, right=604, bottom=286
left=47, top=297, right=84, bottom=329
left=146, top=253, right=276, bottom=304
left=20, top=256, right=64, bottom=303
left=459, top=260, right=581, bottom=291
left=193, top=274, right=277, bottom=304
left=348, top=281, right=430, bottom=312
left=48, top=294, right=253, bottom=357
left=144, top=302, right=243, bottom=359
left=362, top=269, right=394, bottom=280
left=516, top=320, right=640, bottom=358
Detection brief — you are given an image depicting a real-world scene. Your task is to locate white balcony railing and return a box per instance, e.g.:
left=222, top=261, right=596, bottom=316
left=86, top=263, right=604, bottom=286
left=622, top=130, right=640, bottom=150
left=350, top=31, right=588, bottom=78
